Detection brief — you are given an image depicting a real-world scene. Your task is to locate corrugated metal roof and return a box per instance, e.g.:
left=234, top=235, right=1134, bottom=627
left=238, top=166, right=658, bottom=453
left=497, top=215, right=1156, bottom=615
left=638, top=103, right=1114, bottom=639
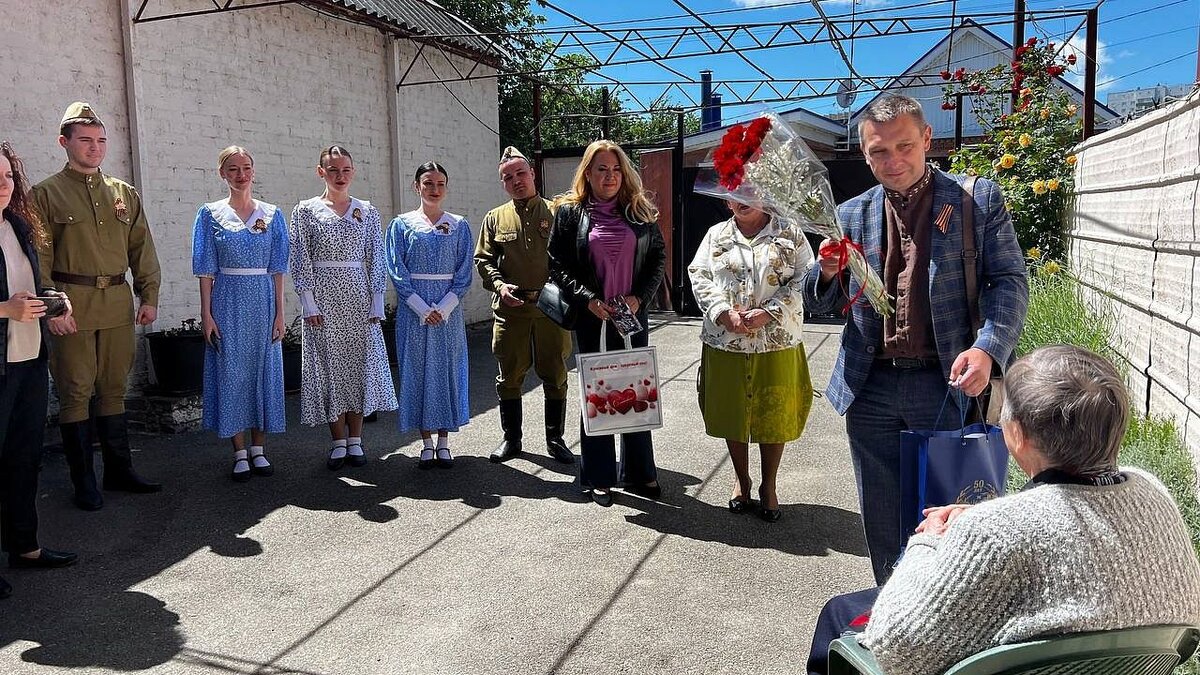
left=323, top=0, right=504, bottom=61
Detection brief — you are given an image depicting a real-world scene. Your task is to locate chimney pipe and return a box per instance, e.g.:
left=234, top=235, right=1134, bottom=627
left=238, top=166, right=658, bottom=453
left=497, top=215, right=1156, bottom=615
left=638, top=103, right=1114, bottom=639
left=710, top=93, right=723, bottom=129
left=700, top=70, right=714, bottom=130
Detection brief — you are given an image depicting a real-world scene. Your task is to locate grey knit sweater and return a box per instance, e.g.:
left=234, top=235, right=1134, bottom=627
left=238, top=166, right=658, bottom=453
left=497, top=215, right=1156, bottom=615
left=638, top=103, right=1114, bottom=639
left=862, top=468, right=1200, bottom=675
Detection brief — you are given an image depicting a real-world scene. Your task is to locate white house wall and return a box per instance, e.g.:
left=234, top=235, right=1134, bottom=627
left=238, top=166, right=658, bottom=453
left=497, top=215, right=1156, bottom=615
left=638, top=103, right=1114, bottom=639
left=1070, top=88, right=1200, bottom=476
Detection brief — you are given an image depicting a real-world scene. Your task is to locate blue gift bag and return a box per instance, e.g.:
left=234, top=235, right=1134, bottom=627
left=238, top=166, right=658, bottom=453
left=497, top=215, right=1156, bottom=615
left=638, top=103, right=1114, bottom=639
left=898, top=392, right=1009, bottom=549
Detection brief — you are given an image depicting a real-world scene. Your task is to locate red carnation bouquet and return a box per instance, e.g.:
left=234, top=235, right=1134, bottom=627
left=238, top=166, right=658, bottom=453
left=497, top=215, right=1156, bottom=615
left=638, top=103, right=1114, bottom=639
left=696, top=112, right=892, bottom=317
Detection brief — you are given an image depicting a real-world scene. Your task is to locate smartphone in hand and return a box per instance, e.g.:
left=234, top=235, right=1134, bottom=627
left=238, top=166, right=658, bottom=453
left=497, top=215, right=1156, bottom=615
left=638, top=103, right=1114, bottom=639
left=607, top=297, right=643, bottom=337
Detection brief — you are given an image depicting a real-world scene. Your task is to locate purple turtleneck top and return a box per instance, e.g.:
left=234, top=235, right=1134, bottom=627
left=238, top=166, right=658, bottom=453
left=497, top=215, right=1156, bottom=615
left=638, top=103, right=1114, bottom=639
left=587, top=198, right=635, bottom=301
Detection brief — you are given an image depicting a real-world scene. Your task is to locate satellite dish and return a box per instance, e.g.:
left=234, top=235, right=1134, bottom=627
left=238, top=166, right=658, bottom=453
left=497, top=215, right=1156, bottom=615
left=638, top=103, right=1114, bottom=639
left=836, top=78, right=857, bottom=109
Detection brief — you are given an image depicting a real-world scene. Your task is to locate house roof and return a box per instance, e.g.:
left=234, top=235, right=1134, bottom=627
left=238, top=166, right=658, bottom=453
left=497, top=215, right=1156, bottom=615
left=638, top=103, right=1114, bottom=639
left=848, top=18, right=1118, bottom=126
left=322, top=0, right=505, bottom=63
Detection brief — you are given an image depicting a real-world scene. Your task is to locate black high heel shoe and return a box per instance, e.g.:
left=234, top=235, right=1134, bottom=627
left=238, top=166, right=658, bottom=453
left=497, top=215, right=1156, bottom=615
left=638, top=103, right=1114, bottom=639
left=728, top=497, right=758, bottom=514
left=758, top=488, right=782, bottom=523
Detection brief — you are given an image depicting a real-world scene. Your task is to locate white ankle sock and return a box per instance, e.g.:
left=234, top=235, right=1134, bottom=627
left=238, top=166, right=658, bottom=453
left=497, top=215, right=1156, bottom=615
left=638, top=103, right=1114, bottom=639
left=330, top=439, right=348, bottom=460
left=249, top=445, right=270, bottom=468
left=233, top=449, right=250, bottom=473
left=347, top=436, right=364, bottom=456
left=436, top=435, right=449, bottom=450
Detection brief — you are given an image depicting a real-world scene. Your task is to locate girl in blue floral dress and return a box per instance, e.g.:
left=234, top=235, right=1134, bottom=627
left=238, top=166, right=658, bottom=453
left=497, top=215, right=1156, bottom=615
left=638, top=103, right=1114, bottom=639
left=192, top=146, right=289, bottom=481
left=385, top=162, right=473, bottom=469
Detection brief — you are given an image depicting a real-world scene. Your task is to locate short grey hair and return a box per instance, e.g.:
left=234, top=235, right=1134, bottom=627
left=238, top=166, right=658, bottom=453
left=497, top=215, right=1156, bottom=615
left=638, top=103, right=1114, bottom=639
left=999, top=345, right=1129, bottom=475
left=857, top=94, right=928, bottom=140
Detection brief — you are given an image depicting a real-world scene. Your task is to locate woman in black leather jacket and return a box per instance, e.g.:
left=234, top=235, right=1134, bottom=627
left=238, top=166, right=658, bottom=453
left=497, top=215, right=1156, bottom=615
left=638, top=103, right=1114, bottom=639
left=548, top=140, right=666, bottom=507
left=0, top=142, right=77, bottom=599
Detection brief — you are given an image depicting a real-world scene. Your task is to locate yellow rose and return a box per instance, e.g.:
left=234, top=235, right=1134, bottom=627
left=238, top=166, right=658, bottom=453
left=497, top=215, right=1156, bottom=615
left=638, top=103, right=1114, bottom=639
left=999, top=154, right=1017, bottom=169
left=1020, top=87, right=1033, bottom=98
left=1018, top=133, right=1032, bottom=147
left=1027, top=247, right=1042, bottom=260
left=1032, top=179, right=1047, bottom=195
left=1040, top=108, right=1051, bottom=120
left=1065, top=154, right=1078, bottom=166
left=1047, top=178, right=1060, bottom=191
left=1067, top=104, right=1078, bottom=115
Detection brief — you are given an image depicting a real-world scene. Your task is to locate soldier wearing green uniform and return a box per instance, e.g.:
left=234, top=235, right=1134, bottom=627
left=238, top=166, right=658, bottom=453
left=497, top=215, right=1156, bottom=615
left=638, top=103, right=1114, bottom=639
left=475, top=147, right=574, bottom=464
left=33, top=102, right=162, bottom=511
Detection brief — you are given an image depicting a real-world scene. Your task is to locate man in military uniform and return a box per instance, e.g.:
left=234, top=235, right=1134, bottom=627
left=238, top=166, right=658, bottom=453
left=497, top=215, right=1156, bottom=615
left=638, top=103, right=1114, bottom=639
left=33, top=102, right=162, bottom=511
left=475, top=147, right=574, bottom=464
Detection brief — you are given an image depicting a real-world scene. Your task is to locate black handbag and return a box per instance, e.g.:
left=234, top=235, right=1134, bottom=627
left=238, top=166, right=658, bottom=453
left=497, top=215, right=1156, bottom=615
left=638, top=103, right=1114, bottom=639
left=537, top=280, right=577, bottom=330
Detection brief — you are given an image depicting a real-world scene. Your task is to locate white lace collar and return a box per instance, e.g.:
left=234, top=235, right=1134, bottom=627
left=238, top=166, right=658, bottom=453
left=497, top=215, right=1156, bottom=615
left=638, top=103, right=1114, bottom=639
left=207, top=198, right=278, bottom=234
left=402, top=209, right=461, bottom=236
left=306, top=196, right=371, bottom=223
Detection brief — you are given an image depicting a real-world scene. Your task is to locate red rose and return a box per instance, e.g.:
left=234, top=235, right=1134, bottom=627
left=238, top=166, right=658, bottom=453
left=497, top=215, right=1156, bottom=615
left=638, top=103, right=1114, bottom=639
left=1026, top=37, right=1037, bottom=46
left=941, top=102, right=956, bottom=110
left=1015, top=46, right=1027, bottom=58
left=954, top=67, right=966, bottom=80
left=1067, top=53, right=1077, bottom=65
left=940, top=70, right=951, bottom=80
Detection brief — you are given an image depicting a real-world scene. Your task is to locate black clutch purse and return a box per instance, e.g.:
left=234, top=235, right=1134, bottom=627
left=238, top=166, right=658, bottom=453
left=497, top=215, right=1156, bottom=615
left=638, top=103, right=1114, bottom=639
left=536, top=280, right=577, bottom=330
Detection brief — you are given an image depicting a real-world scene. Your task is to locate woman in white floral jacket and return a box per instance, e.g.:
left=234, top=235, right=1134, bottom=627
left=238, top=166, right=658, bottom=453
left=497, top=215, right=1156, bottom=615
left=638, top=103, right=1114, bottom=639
left=687, top=201, right=816, bottom=522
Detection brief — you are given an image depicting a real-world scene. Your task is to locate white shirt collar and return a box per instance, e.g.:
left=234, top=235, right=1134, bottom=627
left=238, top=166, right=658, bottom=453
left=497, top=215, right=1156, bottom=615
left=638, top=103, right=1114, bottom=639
left=403, top=209, right=460, bottom=235
left=207, top=198, right=277, bottom=233
left=307, top=196, right=370, bottom=223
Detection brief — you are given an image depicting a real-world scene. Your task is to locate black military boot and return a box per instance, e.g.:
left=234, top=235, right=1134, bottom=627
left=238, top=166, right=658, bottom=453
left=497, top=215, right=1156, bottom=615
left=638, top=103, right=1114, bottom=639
left=489, top=399, right=523, bottom=463
left=545, top=398, right=575, bottom=464
left=60, top=421, right=103, bottom=511
left=95, top=414, right=162, bottom=493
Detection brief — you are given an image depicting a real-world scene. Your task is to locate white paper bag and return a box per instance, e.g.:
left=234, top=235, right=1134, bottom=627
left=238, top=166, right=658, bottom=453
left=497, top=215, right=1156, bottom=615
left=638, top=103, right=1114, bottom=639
left=577, top=322, right=663, bottom=436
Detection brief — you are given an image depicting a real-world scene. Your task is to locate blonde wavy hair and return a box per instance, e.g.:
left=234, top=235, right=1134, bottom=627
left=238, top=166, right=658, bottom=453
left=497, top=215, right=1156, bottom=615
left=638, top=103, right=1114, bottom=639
left=554, top=140, right=658, bottom=224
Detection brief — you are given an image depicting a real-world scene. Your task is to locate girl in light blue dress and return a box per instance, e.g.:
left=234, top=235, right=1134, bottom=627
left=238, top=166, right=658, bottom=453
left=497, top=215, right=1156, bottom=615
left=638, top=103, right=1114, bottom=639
left=385, top=162, right=473, bottom=469
left=193, top=146, right=289, bottom=481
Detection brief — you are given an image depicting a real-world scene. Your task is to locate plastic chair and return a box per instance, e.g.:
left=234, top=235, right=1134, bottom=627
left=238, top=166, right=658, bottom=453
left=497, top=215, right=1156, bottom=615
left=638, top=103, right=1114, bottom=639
left=827, top=624, right=1200, bottom=675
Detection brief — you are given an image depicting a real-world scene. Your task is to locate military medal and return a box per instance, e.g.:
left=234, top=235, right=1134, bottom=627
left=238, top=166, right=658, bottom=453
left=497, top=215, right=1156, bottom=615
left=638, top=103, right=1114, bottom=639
left=436, top=222, right=450, bottom=234
left=252, top=217, right=268, bottom=233
left=114, top=197, right=128, bottom=219
left=352, top=207, right=363, bottom=222
left=538, top=219, right=550, bottom=235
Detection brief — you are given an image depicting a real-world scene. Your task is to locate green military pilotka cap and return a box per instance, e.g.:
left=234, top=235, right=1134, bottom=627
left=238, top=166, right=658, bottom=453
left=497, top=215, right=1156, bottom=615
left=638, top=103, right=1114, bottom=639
left=499, top=146, right=528, bottom=165
left=59, top=102, right=104, bottom=133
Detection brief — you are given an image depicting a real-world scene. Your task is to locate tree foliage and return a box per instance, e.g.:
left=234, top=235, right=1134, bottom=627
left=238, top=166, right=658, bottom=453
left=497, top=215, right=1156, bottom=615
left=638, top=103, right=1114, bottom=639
left=941, top=38, right=1082, bottom=261
left=438, top=0, right=699, bottom=152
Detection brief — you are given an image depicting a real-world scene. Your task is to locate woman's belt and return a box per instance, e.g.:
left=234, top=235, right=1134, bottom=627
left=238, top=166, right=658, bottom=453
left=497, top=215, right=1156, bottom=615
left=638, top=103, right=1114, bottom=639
left=410, top=273, right=453, bottom=280
left=314, top=260, right=363, bottom=268
left=219, top=267, right=269, bottom=276
left=51, top=271, right=126, bottom=289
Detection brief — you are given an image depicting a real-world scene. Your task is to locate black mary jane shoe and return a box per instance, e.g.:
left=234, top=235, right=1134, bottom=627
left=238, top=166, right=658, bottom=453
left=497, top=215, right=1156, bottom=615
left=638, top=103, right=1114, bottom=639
left=249, top=455, right=274, bottom=477
left=232, top=458, right=252, bottom=483
left=625, top=481, right=662, bottom=500
left=346, top=444, right=367, bottom=468
left=435, top=448, right=455, bottom=470
left=326, top=451, right=346, bottom=471
left=9, top=548, right=78, bottom=569
left=0, top=576, right=10, bottom=599
left=728, top=497, right=759, bottom=514
left=418, top=449, right=436, bottom=470
left=591, top=489, right=614, bottom=507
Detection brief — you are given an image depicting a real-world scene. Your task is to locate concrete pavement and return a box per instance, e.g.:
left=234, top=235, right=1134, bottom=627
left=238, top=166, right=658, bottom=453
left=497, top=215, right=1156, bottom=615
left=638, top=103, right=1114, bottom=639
left=0, top=314, right=873, bottom=674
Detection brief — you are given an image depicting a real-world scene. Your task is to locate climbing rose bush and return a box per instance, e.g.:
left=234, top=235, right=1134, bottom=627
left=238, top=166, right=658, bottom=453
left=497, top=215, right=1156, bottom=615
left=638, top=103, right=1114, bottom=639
left=941, top=37, right=1082, bottom=261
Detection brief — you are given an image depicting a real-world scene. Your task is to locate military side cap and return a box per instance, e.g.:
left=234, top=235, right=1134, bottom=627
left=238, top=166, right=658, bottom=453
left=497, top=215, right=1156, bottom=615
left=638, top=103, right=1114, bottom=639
left=499, top=146, right=528, bottom=165
left=60, top=102, right=104, bottom=130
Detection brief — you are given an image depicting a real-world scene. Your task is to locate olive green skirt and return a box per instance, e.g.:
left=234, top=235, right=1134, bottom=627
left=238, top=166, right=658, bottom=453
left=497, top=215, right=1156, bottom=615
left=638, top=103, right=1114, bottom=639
left=698, top=343, right=813, bottom=444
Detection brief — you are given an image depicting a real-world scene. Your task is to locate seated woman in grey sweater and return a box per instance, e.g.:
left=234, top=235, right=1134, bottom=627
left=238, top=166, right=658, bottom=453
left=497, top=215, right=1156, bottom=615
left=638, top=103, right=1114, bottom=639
left=808, top=344, right=1200, bottom=675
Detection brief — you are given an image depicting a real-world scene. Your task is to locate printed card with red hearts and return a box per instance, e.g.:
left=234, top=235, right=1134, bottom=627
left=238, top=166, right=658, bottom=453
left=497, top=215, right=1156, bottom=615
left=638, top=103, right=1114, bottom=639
left=577, top=345, right=663, bottom=437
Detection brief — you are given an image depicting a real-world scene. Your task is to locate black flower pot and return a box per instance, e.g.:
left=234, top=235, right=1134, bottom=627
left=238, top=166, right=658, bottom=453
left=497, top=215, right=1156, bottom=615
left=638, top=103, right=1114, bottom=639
left=145, top=331, right=206, bottom=394
left=283, top=345, right=302, bottom=393
left=381, top=321, right=398, bottom=367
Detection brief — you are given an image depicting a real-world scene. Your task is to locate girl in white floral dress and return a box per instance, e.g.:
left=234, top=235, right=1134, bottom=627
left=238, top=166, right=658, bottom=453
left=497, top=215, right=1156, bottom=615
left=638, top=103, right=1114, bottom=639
left=289, top=145, right=397, bottom=470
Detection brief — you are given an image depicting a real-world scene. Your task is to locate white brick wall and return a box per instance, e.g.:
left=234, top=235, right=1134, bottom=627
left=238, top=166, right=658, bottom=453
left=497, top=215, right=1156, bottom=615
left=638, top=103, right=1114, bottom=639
left=1070, top=88, right=1200, bottom=477
left=2, top=1, right=501, bottom=386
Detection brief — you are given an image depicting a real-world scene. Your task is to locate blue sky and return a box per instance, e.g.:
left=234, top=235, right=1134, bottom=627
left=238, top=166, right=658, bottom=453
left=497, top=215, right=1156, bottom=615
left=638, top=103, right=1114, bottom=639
left=538, top=0, right=1199, bottom=122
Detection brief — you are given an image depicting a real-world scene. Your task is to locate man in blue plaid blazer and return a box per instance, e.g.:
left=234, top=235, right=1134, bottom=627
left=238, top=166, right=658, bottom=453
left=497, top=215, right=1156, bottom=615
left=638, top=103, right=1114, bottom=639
left=804, top=95, right=1028, bottom=584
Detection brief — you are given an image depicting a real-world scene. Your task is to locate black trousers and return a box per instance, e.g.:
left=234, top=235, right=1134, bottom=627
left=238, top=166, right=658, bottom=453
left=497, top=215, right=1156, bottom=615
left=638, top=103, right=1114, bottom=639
left=806, top=587, right=881, bottom=674
left=573, top=312, right=657, bottom=490
left=0, top=358, right=49, bottom=555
